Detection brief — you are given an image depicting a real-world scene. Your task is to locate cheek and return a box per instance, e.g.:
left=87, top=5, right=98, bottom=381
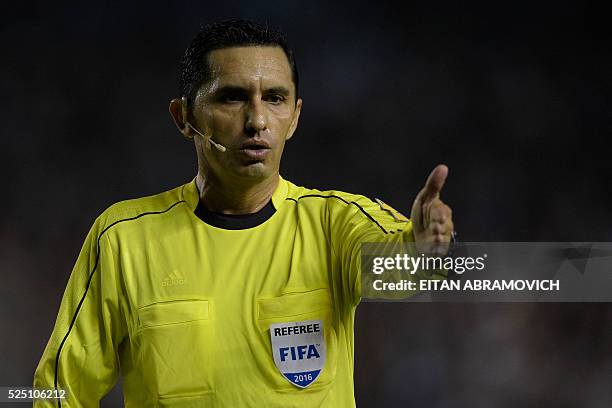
left=269, top=106, right=293, bottom=124
left=211, top=109, right=243, bottom=134
left=269, top=110, right=295, bottom=136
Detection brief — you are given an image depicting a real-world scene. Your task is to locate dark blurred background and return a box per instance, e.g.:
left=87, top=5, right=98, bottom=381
left=1, top=1, right=610, bottom=407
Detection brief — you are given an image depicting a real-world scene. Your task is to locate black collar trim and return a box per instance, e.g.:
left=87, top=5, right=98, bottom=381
left=194, top=199, right=276, bottom=230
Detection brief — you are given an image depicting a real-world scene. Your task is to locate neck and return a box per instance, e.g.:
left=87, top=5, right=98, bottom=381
left=196, top=171, right=279, bottom=215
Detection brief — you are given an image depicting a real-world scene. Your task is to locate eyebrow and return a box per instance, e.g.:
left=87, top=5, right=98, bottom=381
left=213, top=85, right=291, bottom=97
left=264, top=86, right=291, bottom=97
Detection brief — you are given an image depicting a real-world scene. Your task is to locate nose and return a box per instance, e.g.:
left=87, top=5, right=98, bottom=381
left=245, top=99, right=267, bottom=134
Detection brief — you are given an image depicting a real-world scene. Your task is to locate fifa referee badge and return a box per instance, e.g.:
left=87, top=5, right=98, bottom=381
left=270, top=320, right=326, bottom=388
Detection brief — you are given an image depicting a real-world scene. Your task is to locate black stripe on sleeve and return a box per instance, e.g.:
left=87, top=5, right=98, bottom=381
left=53, top=200, right=186, bottom=407
left=286, top=194, right=389, bottom=234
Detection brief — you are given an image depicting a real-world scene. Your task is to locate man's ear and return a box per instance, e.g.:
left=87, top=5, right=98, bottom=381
left=169, top=98, right=194, bottom=140
left=285, top=98, right=302, bottom=141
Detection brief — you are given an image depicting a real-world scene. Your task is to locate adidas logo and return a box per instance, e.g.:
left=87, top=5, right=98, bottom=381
left=162, top=270, right=188, bottom=287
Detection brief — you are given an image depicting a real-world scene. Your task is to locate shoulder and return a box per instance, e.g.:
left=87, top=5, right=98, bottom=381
left=284, top=179, right=410, bottom=234
left=94, top=181, right=192, bottom=233
left=286, top=181, right=375, bottom=211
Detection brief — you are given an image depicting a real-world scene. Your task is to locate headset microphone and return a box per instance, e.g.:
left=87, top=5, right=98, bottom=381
left=181, top=97, right=227, bottom=153
left=185, top=123, right=227, bottom=152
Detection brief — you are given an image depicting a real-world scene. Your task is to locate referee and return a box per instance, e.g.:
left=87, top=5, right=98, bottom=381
left=34, top=19, right=454, bottom=407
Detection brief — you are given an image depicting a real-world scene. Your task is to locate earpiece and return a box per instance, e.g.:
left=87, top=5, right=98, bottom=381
left=179, top=96, right=227, bottom=153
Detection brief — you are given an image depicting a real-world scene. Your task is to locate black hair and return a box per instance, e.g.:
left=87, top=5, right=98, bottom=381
left=179, top=19, right=299, bottom=107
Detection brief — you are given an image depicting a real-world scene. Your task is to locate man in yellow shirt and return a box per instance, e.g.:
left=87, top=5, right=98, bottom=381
left=34, top=19, right=454, bottom=407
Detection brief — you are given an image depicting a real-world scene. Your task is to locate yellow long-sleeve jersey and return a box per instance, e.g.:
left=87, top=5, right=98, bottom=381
left=34, top=176, right=418, bottom=407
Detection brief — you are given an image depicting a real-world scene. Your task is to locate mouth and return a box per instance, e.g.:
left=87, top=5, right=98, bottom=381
left=239, top=139, right=271, bottom=160
left=239, top=139, right=271, bottom=150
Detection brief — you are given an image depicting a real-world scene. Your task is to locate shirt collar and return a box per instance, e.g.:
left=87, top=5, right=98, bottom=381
left=182, top=175, right=289, bottom=214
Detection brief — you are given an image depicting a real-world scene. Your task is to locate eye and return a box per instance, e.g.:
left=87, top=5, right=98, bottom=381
left=220, top=92, right=247, bottom=103
left=265, top=94, right=285, bottom=104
